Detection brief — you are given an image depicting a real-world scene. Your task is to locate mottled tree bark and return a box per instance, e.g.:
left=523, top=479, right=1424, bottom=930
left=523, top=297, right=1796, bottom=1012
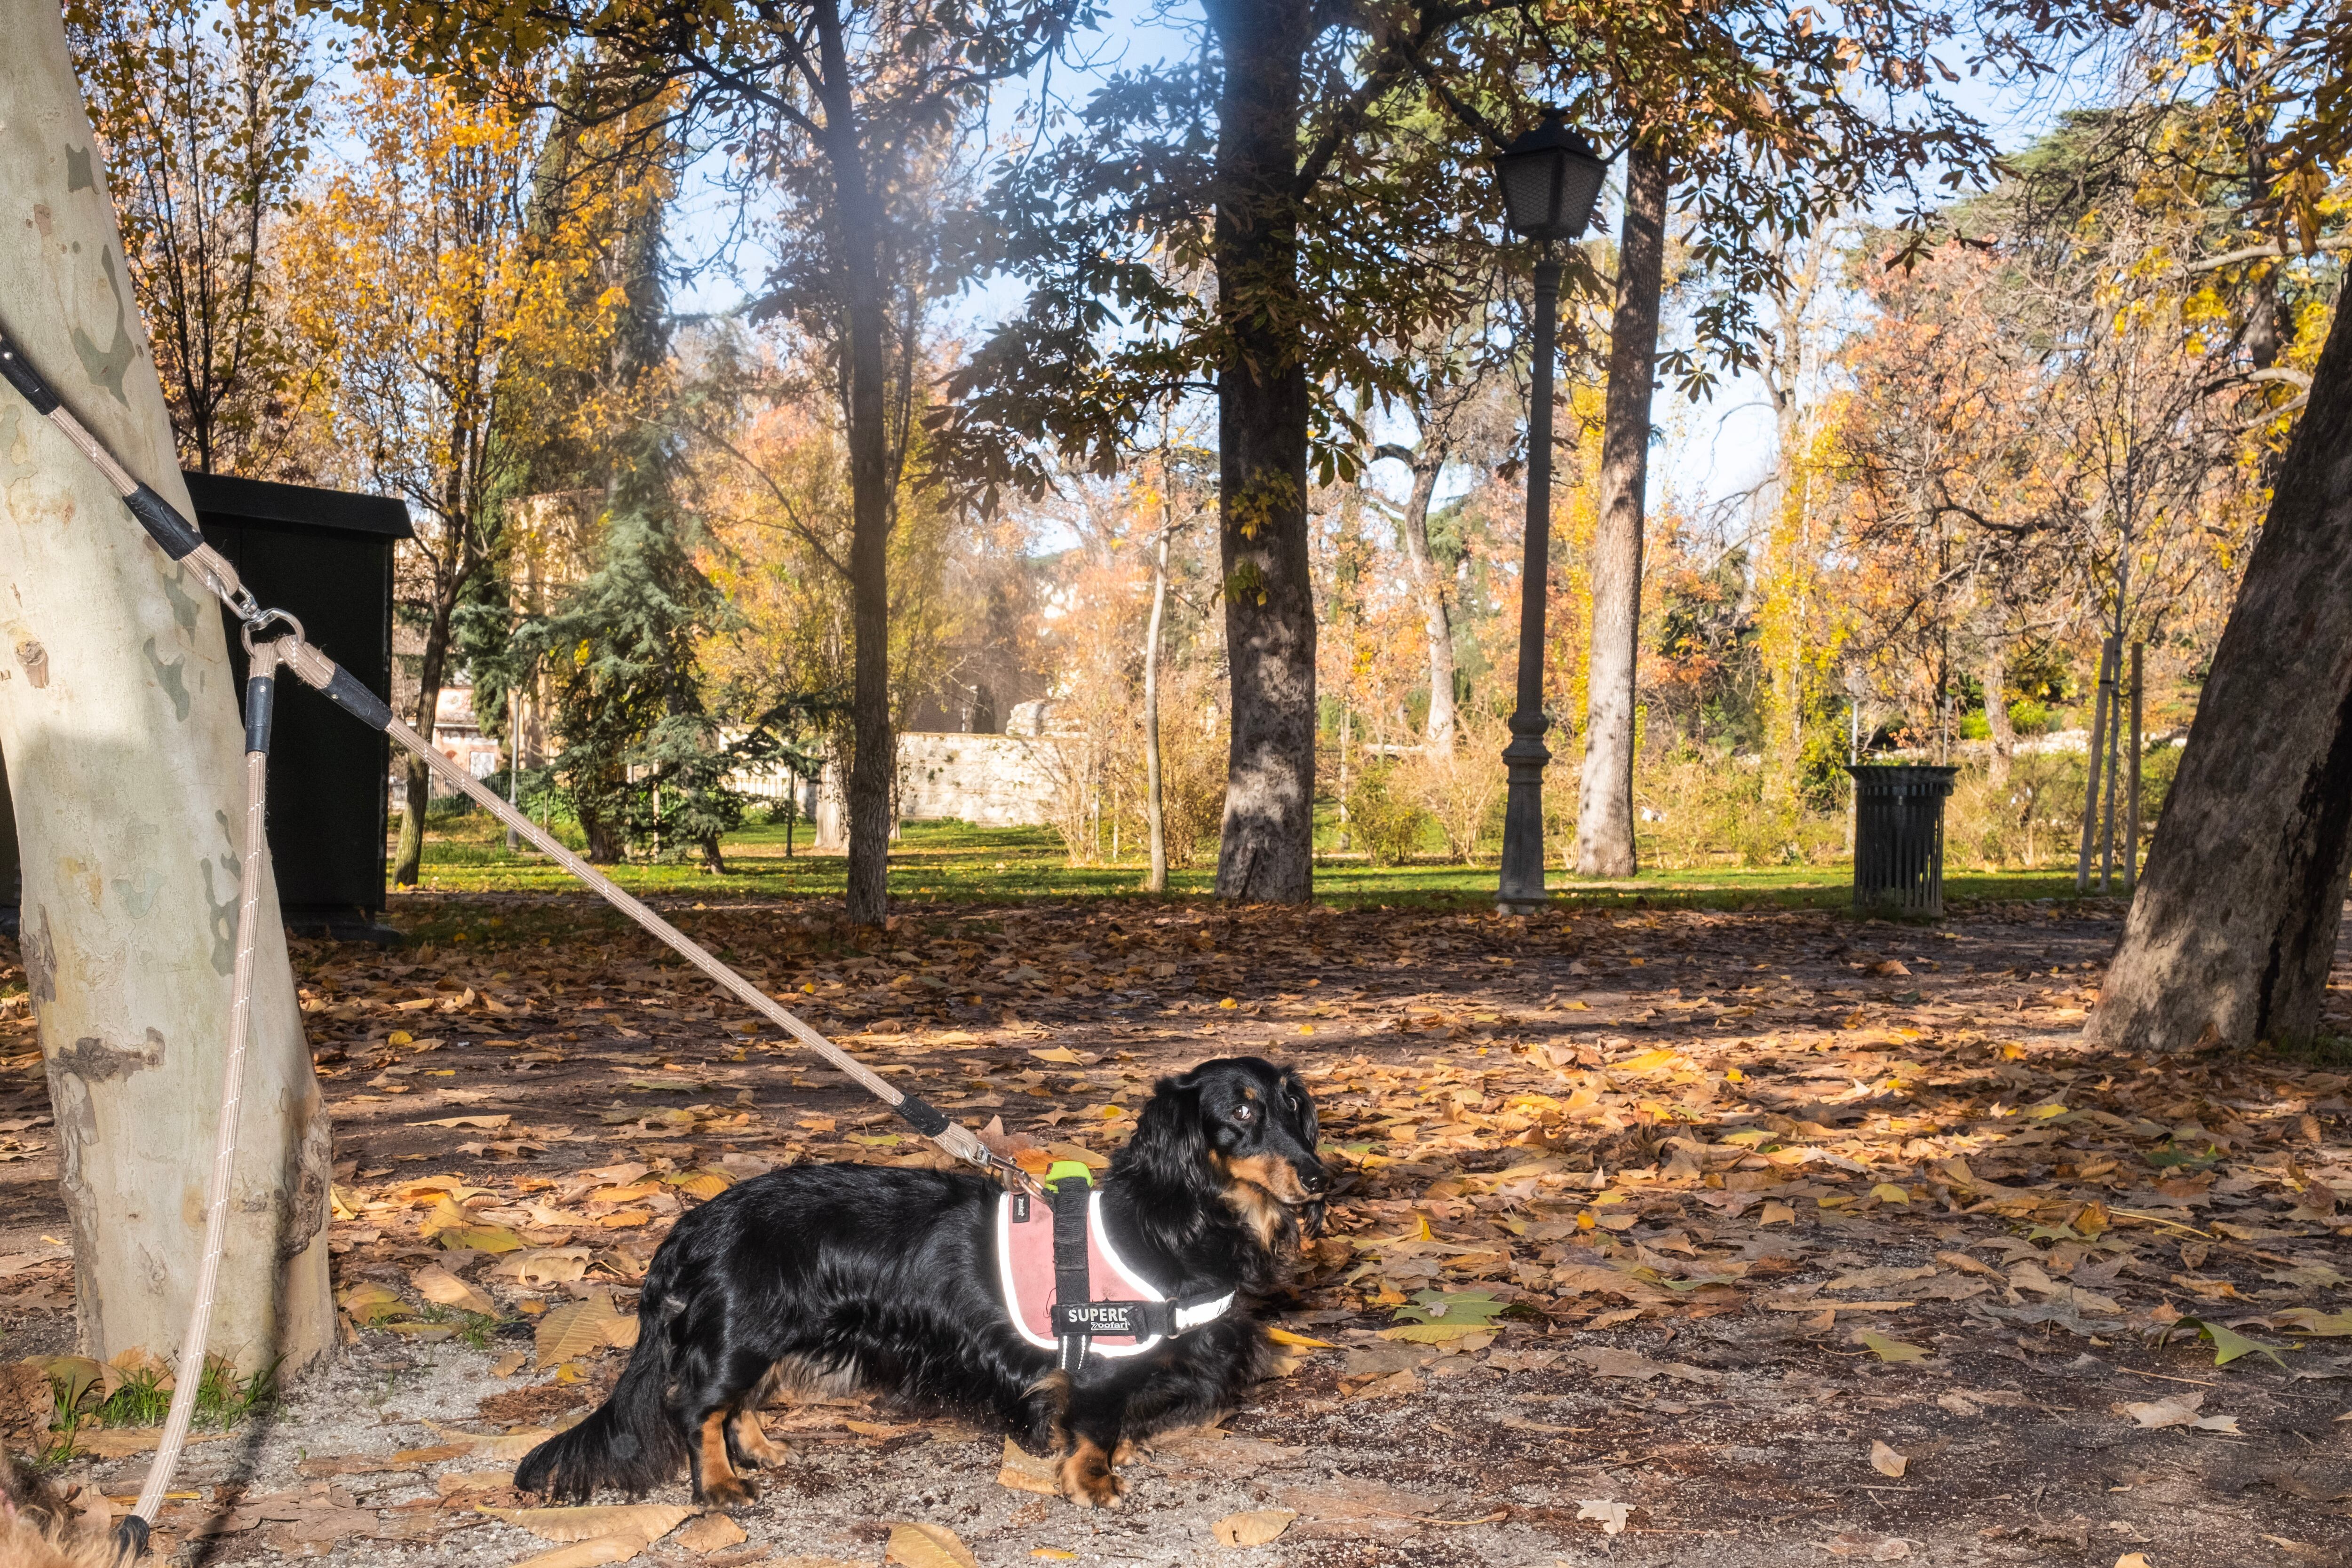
left=2089, top=300, right=2352, bottom=1053
left=1207, top=0, right=1316, bottom=903
left=1984, top=643, right=2014, bottom=786
left=1386, top=448, right=1457, bottom=755
left=1574, top=146, right=1667, bottom=878
left=0, top=0, right=331, bottom=1373
left=813, top=0, right=895, bottom=927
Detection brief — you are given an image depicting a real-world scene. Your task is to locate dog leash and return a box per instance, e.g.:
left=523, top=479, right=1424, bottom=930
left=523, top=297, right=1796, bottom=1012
left=0, top=327, right=1033, bottom=1556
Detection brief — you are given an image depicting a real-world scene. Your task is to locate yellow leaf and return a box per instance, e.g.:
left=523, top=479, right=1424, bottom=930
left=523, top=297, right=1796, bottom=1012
left=1032, top=1552, right=1079, bottom=1561
left=1619, top=1049, right=1679, bottom=1072
left=1210, top=1509, right=1296, bottom=1546
left=412, top=1265, right=499, bottom=1319
left=1379, top=1323, right=1494, bottom=1346
left=995, top=1437, right=1061, bottom=1497
left=1869, top=1440, right=1907, bottom=1478
left=339, top=1282, right=406, bottom=1325
left=1760, top=1202, right=1797, bottom=1226
left=884, top=1521, right=979, bottom=1568
left=664, top=1171, right=731, bottom=1201
left=1265, top=1327, right=1336, bottom=1349
left=477, top=1504, right=693, bottom=1545
left=1029, top=1047, right=1084, bottom=1064
left=1854, top=1330, right=1929, bottom=1363
left=2115, top=1557, right=2152, bottom=1568
left=1869, top=1183, right=1913, bottom=1205
left=536, top=1293, right=628, bottom=1369
left=444, top=1224, right=528, bottom=1253
left=388, top=1030, right=414, bottom=1046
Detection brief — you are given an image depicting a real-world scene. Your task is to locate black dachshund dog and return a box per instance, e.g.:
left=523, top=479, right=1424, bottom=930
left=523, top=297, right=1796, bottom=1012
left=515, top=1056, right=1326, bottom=1509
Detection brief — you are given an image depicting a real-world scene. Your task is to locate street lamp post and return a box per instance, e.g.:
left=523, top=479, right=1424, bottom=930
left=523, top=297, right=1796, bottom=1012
left=1493, top=111, right=1609, bottom=912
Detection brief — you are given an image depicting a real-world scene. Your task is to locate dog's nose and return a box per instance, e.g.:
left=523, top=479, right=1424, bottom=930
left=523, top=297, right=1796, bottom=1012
left=1300, top=1166, right=1330, bottom=1195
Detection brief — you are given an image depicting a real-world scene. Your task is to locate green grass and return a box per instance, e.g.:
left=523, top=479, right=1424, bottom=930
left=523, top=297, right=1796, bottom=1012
left=393, top=807, right=2113, bottom=916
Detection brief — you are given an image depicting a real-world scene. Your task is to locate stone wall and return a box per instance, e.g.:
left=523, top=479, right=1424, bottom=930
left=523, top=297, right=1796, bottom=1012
left=895, top=731, right=1062, bottom=827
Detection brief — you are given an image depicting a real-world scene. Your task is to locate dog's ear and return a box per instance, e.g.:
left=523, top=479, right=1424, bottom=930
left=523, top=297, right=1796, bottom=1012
left=1122, top=1069, right=1214, bottom=1195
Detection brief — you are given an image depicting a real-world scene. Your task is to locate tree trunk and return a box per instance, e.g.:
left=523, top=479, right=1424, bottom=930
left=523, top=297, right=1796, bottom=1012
left=0, top=0, right=332, bottom=1374
left=1395, top=453, right=1457, bottom=756
left=1984, top=643, right=2014, bottom=785
left=1143, top=521, right=1169, bottom=893
left=392, top=600, right=454, bottom=886
left=1574, top=145, right=1667, bottom=878
left=2088, top=300, right=2352, bottom=1053
left=1207, top=0, right=1316, bottom=904
left=813, top=0, right=893, bottom=927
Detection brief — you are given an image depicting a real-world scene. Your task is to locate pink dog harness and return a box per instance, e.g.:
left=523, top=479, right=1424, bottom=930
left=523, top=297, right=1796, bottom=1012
left=994, top=1171, right=1234, bottom=1370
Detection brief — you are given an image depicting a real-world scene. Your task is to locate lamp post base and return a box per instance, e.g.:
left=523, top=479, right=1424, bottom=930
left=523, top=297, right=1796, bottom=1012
left=1495, top=713, right=1551, bottom=912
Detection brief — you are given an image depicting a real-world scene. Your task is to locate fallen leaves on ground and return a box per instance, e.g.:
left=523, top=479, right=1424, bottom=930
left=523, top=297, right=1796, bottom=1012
left=478, top=1504, right=694, bottom=1544
left=1210, top=1508, right=1297, bottom=1546
left=884, top=1520, right=979, bottom=1568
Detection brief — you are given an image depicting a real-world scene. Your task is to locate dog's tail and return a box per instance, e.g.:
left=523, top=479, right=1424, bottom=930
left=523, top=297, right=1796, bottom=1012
left=513, top=1274, right=687, bottom=1501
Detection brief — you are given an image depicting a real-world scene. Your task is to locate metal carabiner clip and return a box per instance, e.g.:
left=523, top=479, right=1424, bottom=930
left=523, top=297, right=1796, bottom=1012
left=238, top=606, right=306, bottom=654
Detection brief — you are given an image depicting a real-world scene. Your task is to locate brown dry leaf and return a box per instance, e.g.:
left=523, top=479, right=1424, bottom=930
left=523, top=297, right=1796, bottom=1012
left=495, top=1249, right=593, bottom=1287
left=884, top=1521, right=980, bottom=1568
left=995, top=1437, right=1061, bottom=1497
left=438, top=1469, right=518, bottom=1496
left=479, top=1503, right=694, bottom=1544
left=506, top=1534, right=651, bottom=1568
left=1564, top=1347, right=1715, bottom=1384
left=1575, top=1499, right=1631, bottom=1536
left=672, top=1513, right=747, bottom=1553
left=1824, top=1533, right=1912, bottom=1560
left=536, top=1292, right=626, bottom=1369
left=1210, top=1509, right=1297, bottom=1547
left=413, top=1265, right=500, bottom=1319
left=491, top=1350, right=528, bottom=1378
left=1869, top=1440, right=1907, bottom=1478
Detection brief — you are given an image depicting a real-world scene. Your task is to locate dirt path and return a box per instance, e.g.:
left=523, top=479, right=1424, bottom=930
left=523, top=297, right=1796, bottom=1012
left=4, top=894, right=2348, bottom=1566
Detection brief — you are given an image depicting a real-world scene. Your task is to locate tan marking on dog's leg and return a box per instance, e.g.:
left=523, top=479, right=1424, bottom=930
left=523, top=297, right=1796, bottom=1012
left=1111, top=1437, right=1140, bottom=1466
left=1057, top=1434, right=1123, bottom=1509
left=698, top=1409, right=754, bottom=1507
left=731, top=1406, right=788, bottom=1468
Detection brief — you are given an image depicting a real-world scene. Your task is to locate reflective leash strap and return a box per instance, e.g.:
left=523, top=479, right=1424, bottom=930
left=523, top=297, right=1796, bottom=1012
left=118, top=644, right=278, bottom=1554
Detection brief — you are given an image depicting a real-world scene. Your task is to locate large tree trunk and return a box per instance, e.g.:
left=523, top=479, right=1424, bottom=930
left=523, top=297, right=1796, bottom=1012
left=2088, top=300, right=2352, bottom=1053
left=0, top=0, right=332, bottom=1374
left=1207, top=0, right=1316, bottom=903
left=1574, top=146, right=1668, bottom=878
left=813, top=0, right=894, bottom=927
left=1983, top=642, right=2014, bottom=785
left=1394, top=452, right=1458, bottom=756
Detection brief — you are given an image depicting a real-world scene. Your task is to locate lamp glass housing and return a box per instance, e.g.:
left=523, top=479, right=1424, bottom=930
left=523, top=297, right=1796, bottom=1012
left=1494, top=113, right=1608, bottom=242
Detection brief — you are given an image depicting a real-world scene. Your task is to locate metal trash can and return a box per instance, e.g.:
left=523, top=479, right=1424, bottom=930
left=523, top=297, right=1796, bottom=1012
left=185, top=472, right=410, bottom=941
left=1847, top=764, right=1957, bottom=917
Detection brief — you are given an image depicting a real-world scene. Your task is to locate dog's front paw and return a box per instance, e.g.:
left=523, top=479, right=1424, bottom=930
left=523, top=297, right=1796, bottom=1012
left=700, top=1474, right=759, bottom=1509
left=1057, top=1438, right=1124, bottom=1509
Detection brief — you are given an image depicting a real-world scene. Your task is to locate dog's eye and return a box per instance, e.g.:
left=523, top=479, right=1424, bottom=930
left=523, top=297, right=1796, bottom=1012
left=1232, top=1103, right=1256, bottom=1124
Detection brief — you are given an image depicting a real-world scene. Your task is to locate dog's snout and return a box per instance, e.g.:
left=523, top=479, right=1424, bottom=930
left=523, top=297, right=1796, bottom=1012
left=1299, top=1164, right=1330, bottom=1195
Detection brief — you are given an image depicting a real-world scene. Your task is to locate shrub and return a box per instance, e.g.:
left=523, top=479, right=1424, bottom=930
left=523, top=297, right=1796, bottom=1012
left=1346, top=763, right=1430, bottom=866
left=1403, top=712, right=1509, bottom=863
